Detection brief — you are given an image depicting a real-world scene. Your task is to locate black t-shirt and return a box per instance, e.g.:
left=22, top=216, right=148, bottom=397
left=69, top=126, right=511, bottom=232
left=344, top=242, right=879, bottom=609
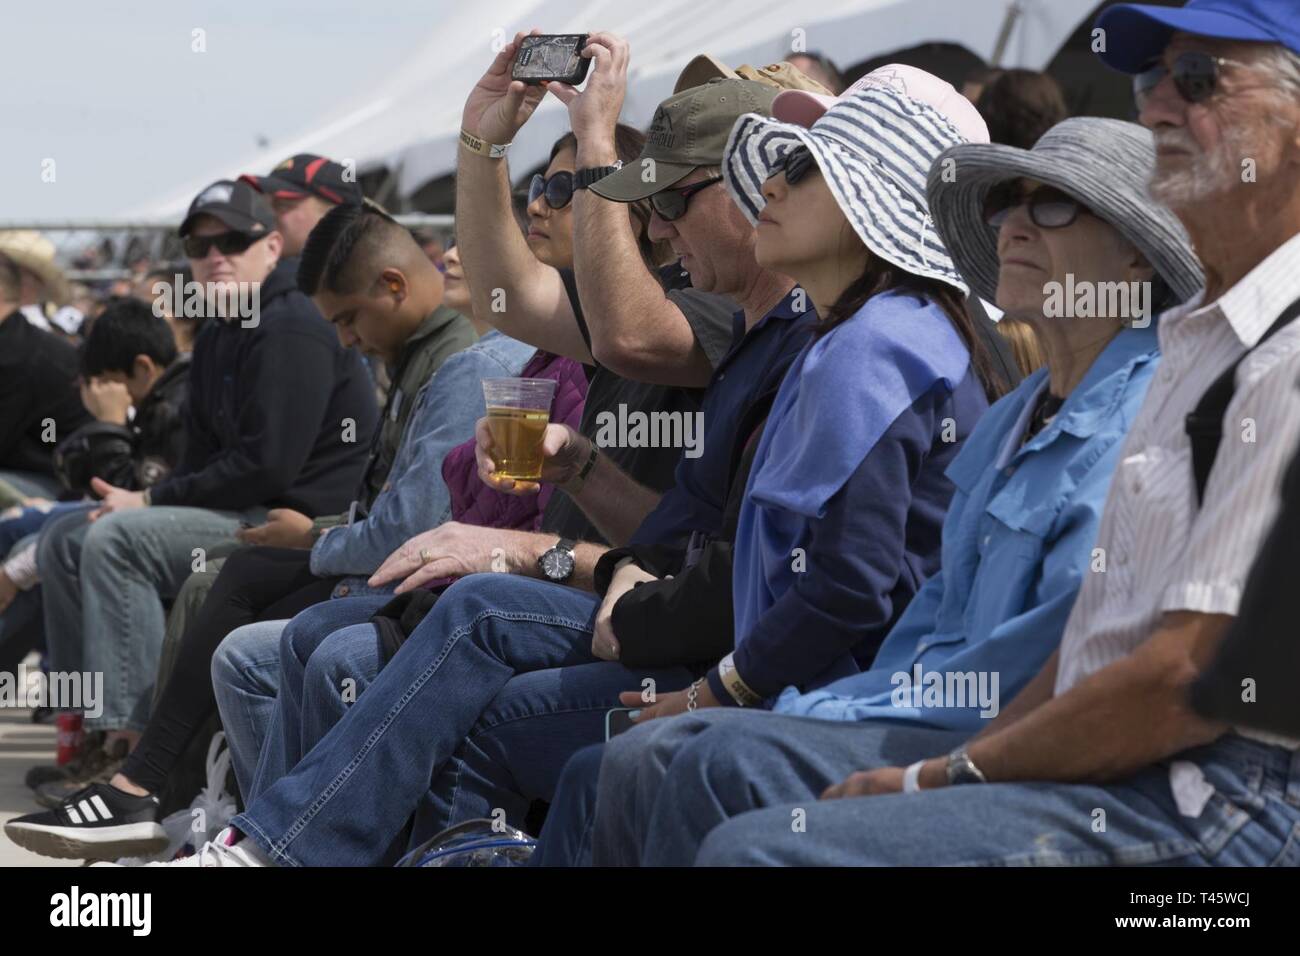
left=540, top=266, right=737, bottom=544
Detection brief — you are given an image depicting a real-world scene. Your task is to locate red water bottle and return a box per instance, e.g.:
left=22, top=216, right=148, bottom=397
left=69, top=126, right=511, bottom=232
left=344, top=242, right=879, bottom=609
left=55, top=713, right=84, bottom=766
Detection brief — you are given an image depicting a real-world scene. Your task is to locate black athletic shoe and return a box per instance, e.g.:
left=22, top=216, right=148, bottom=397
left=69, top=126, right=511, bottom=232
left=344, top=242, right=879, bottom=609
left=4, top=782, right=167, bottom=861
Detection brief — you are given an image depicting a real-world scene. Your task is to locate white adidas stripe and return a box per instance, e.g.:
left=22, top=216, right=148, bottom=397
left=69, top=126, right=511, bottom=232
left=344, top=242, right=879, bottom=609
left=66, top=805, right=82, bottom=824
left=77, top=799, right=97, bottom=822
left=90, top=794, right=114, bottom=820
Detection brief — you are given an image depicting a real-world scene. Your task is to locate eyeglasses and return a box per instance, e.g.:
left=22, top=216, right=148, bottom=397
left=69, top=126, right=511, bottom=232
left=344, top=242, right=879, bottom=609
left=1134, top=51, right=1252, bottom=108
left=528, top=171, right=575, bottom=209
left=182, top=231, right=259, bottom=259
left=650, top=175, right=723, bottom=222
left=772, top=146, right=818, bottom=186
left=983, top=183, right=1088, bottom=230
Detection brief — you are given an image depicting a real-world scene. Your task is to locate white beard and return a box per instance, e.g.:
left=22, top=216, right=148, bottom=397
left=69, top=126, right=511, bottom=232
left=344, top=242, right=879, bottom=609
left=1149, top=127, right=1250, bottom=207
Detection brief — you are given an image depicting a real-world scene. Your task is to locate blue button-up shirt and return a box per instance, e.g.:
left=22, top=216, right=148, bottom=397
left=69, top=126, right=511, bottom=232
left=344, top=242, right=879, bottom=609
left=774, top=323, right=1161, bottom=731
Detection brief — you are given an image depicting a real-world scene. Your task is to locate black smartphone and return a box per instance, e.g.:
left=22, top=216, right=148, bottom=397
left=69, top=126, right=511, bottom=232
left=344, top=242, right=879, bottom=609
left=512, top=34, right=590, bottom=86
left=604, top=707, right=639, bottom=741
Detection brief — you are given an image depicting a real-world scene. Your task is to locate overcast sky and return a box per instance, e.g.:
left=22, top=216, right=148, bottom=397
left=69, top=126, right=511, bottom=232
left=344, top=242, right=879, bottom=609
left=0, top=0, right=441, bottom=222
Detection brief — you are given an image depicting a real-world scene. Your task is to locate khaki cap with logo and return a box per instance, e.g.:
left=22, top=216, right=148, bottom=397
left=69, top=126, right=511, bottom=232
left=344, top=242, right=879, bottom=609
left=590, top=78, right=780, bottom=203
left=673, top=54, right=832, bottom=95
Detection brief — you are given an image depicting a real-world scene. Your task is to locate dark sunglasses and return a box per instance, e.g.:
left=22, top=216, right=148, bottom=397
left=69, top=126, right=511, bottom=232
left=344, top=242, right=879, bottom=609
left=650, top=175, right=723, bottom=222
left=1134, top=51, right=1250, bottom=108
left=773, top=146, right=818, bottom=186
left=528, top=171, right=575, bottom=209
left=183, top=231, right=259, bottom=259
left=983, top=183, right=1088, bottom=230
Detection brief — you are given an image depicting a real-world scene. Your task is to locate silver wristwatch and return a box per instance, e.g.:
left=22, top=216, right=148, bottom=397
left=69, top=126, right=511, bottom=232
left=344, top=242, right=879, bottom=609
left=945, top=746, right=988, bottom=786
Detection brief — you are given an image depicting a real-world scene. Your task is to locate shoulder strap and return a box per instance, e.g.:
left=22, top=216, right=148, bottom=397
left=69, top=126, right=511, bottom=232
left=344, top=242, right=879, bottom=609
left=1186, top=295, right=1300, bottom=506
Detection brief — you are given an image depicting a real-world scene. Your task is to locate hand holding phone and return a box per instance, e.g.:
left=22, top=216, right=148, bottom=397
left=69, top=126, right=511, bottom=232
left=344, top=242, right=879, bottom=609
left=462, top=31, right=549, bottom=148
left=534, top=32, right=631, bottom=155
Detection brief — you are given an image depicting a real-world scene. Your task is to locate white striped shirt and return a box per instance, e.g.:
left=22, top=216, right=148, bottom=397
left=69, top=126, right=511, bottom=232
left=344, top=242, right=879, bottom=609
left=1054, top=230, right=1300, bottom=748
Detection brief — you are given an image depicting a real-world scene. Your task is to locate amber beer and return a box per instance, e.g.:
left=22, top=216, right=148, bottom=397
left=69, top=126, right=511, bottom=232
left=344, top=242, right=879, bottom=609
left=482, top=378, right=557, bottom=481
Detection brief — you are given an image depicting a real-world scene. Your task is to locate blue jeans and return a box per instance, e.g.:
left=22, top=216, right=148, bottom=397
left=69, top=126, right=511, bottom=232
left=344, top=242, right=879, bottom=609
left=211, top=619, right=289, bottom=799
left=530, top=743, right=607, bottom=867
left=415, top=660, right=693, bottom=849
left=590, top=708, right=1300, bottom=866
left=249, top=596, right=388, bottom=801
left=40, top=504, right=256, bottom=730
left=232, top=573, right=609, bottom=866
left=0, top=503, right=92, bottom=670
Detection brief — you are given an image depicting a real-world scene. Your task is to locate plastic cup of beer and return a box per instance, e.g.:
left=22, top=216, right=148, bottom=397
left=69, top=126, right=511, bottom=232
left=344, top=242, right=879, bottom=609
left=482, top=378, right=557, bottom=481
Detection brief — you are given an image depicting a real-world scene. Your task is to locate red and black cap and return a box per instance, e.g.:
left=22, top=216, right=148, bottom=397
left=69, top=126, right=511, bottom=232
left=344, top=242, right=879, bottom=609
left=179, top=179, right=277, bottom=238
left=239, top=153, right=363, bottom=206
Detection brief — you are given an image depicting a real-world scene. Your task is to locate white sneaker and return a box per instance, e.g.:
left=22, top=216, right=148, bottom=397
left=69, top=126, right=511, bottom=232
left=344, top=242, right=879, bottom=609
left=92, top=828, right=272, bottom=867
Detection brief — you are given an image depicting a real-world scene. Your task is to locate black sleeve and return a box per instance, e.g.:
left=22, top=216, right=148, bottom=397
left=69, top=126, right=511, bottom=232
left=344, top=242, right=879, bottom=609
left=592, top=543, right=691, bottom=595
left=148, top=329, right=338, bottom=510
left=609, top=539, right=735, bottom=669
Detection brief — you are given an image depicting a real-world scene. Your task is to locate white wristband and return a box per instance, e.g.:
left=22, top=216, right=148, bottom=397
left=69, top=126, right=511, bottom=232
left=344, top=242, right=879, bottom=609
left=902, top=760, right=926, bottom=793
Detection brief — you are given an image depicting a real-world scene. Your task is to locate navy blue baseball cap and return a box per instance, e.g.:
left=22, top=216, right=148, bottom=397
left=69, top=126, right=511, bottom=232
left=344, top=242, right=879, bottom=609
left=1096, top=0, right=1300, bottom=73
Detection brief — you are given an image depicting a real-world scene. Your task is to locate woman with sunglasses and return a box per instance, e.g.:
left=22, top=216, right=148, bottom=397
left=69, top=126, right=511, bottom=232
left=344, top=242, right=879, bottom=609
left=541, top=115, right=1204, bottom=868
left=521, top=125, right=669, bottom=277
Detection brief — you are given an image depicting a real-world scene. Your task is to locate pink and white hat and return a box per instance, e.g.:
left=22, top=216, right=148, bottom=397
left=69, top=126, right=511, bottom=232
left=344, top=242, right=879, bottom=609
left=772, top=63, right=989, bottom=139
left=722, top=64, right=990, bottom=293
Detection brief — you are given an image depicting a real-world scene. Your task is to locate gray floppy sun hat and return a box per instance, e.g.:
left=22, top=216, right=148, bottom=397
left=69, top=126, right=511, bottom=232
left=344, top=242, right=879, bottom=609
left=925, top=116, right=1203, bottom=307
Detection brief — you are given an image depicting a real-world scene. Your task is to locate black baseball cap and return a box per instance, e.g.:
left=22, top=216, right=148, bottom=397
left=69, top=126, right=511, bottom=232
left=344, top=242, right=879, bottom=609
left=239, top=153, right=363, bottom=206
left=179, top=179, right=277, bottom=238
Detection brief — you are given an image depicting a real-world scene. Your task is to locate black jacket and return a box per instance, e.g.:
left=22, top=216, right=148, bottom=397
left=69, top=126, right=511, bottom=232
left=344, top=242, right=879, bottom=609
left=0, top=310, right=94, bottom=477
left=53, top=357, right=190, bottom=494
left=148, top=259, right=379, bottom=515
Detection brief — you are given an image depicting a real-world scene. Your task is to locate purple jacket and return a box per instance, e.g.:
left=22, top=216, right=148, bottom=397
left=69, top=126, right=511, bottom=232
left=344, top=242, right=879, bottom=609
left=441, top=349, right=588, bottom=530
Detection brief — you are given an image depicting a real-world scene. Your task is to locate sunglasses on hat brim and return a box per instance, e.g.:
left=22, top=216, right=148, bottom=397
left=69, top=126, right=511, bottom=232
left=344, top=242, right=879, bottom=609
left=1133, top=50, right=1253, bottom=108
left=183, top=231, right=260, bottom=259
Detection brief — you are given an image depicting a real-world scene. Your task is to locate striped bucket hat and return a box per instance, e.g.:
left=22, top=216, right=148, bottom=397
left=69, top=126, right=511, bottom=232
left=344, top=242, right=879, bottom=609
left=722, top=64, right=990, bottom=294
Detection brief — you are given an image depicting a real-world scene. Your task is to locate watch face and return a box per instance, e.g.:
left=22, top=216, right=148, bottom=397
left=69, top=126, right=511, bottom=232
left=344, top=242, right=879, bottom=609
left=541, top=548, right=575, bottom=581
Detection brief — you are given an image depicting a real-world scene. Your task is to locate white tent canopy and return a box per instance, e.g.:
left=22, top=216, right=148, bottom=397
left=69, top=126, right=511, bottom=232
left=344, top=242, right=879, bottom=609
left=133, top=0, right=1100, bottom=220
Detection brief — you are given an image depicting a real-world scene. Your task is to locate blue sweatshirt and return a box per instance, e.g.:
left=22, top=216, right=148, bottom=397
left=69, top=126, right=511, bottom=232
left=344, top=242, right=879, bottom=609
left=712, top=288, right=988, bottom=704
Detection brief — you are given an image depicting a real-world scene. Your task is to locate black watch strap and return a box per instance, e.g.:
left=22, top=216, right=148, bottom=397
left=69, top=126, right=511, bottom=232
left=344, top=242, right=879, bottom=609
left=555, top=537, right=577, bottom=555
left=574, top=164, right=622, bottom=190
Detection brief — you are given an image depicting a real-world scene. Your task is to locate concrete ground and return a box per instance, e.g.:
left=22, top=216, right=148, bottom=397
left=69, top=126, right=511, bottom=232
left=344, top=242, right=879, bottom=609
left=0, top=709, right=77, bottom=867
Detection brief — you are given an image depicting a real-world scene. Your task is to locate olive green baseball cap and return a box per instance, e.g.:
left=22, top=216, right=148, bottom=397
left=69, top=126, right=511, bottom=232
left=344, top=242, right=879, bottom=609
left=590, top=78, right=780, bottom=203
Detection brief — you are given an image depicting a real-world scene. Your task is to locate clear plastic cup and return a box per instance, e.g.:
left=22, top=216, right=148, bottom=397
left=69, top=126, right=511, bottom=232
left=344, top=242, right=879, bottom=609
left=481, top=377, right=557, bottom=481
